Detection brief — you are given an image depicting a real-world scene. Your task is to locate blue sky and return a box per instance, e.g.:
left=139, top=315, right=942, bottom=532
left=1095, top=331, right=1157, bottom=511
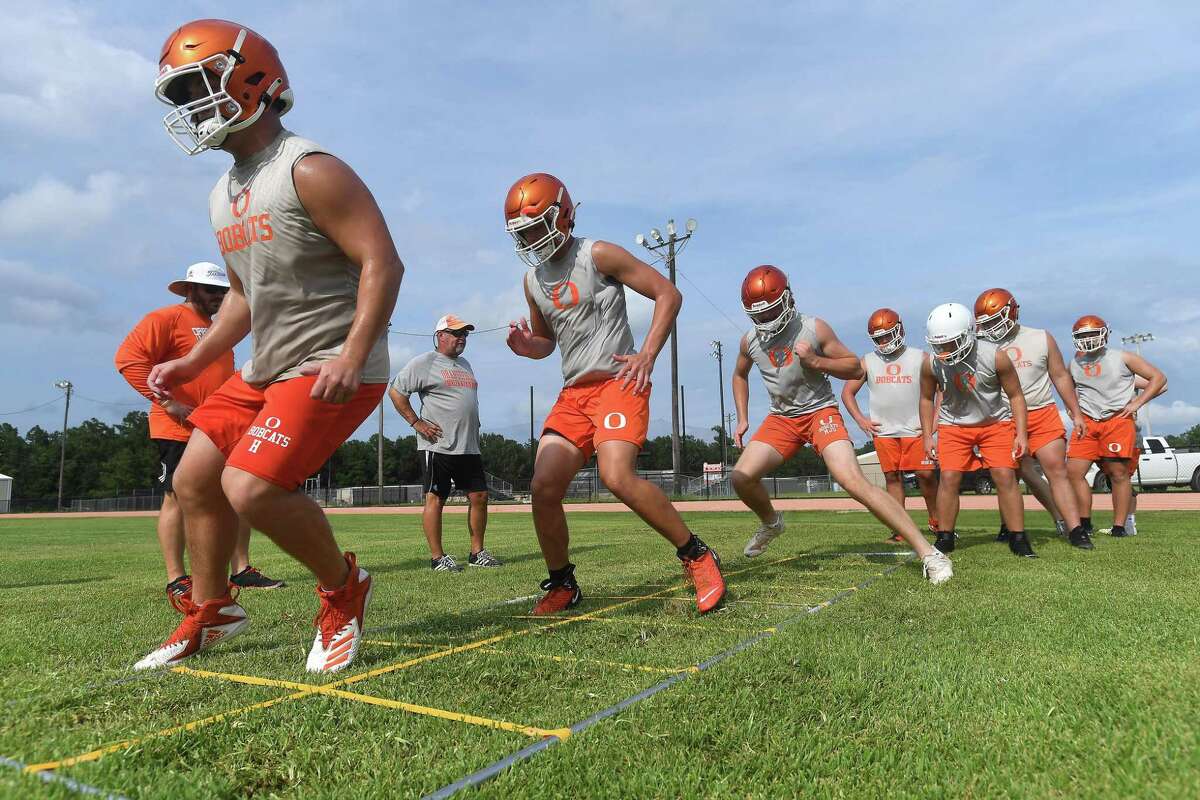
left=3, top=1, right=1200, bottom=454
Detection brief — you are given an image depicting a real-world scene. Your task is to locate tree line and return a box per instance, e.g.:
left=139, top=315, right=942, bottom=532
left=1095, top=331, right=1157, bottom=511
left=6, top=412, right=1196, bottom=511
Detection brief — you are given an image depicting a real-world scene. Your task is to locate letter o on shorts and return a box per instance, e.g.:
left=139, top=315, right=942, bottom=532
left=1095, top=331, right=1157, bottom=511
left=603, top=412, right=627, bottom=430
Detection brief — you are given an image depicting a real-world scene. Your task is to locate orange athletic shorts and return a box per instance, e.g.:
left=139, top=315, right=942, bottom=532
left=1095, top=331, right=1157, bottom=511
left=937, top=421, right=1016, bottom=472
left=874, top=436, right=935, bottom=473
left=1067, top=415, right=1136, bottom=462
left=751, top=407, right=850, bottom=460
left=189, top=373, right=387, bottom=490
left=543, top=378, right=650, bottom=459
left=1027, top=404, right=1067, bottom=455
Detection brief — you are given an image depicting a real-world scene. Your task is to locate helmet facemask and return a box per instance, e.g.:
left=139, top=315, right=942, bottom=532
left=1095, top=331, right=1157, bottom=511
left=975, top=305, right=1016, bottom=343
left=506, top=192, right=570, bottom=268
left=926, top=322, right=976, bottom=365
left=745, top=287, right=796, bottom=340
left=871, top=321, right=905, bottom=355
left=1073, top=325, right=1109, bottom=353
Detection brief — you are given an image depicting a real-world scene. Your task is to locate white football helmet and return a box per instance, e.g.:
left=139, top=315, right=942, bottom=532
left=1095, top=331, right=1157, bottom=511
left=926, top=303, right=977, bottom=365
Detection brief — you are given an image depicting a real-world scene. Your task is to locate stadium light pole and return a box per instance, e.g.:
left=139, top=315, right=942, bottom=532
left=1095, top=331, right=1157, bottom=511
left=711, top=341, right=728, bottom=467
left=1122, top=332, right=1155, bottom=435
left=636, top=218, right=697, bottom=495
left=54, top=380, right=73, bottom=511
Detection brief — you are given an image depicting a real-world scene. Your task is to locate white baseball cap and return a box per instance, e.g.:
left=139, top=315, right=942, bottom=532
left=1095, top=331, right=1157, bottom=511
left=434, top=314, right=475, bottom=333
left=168, top=262, right=230, bottom=297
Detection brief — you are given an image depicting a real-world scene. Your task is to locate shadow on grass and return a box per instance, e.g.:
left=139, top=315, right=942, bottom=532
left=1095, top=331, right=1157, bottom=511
left=368, top=543, right=610, bottom=574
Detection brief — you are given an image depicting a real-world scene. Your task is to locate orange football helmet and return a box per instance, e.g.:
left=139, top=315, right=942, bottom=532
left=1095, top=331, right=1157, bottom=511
left=156, top=19, right=293, bottom=155
left=1072, top=314, right=1109, bottom=352
left=867, top=308, right=905, bottom=355
left=741, top=265, right=795, bottom=339
left=974, top=288, right=1019, bottom=342
left=504, top=173, right=576, bottom=267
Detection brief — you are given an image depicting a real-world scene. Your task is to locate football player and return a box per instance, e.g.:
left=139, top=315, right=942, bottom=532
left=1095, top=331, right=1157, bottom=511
left=1066, top=317, right=1166, bottom=538
left=921, top=303, right=1036, bottom=557
left=974, top=289, right=1093, bottom=549
left=136, top=20, right=403, bottom=673
left=730, top=267, right=953, bottom=584
left=841, top=309, right=939, bottom=542
left=504, top=173, right=727, bottom=614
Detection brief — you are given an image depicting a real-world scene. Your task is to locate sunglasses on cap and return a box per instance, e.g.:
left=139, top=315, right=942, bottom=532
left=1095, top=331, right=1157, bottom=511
left=439, top=329, right=469, bottom=338
left=196, top=284, right=229, bottom=295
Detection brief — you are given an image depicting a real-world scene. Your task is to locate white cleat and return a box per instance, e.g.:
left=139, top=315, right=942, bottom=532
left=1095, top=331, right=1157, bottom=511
left=922, top=551, right=954, bottom=585
left=306, top=553, right=372, bottom=674
left=743, top=512, right=786, bottom=558
left=133, top=599, right=249, bottom=671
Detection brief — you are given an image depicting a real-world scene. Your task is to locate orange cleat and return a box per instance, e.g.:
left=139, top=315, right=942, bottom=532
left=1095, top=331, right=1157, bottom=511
left=531, top=577, right=582, bottom=616
left=682, top=549, right=726, bottom=614
left=307, top=552, right=372, bottom=674
left=134, top=592, right=248, bottom=670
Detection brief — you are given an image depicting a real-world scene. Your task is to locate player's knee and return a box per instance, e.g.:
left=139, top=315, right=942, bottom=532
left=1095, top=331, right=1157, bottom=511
left=992, top=469, right=1018, bottom=489
left=883, top=471, right=902, bottom=487
left=172, top=463, right=217, bottom=510
left=220, top=471, right=270, bottom=516
left=939, top=471, right=963, bottom=490
left=598, top=465, right=638, bottom=499
left=530, top=475, right=566, bottom=506
left=467, top=491, right=488, bottom=506
left=730, top=469, right=756, bottom=494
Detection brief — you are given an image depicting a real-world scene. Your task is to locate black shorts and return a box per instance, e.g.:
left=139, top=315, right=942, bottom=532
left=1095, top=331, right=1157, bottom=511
left=422, top=452, right=488, bottom=500
left=154, top=439, right=188, bottom=494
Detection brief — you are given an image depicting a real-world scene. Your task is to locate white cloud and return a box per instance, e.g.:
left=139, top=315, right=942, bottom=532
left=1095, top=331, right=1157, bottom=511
left=1144, top=400, right=1200, bottom=429
left=0, top=172, right=143, bottom=238
left=0, top=5, right=155, bottom=136
left=0, top=259, right=109, bottom=331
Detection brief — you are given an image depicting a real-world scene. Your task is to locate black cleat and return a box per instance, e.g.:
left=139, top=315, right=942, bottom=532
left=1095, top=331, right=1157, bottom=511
left=1008, top=532, right=1037, bottom=558
left=1109, top=526, right=1131, bottom=538
left=230, top=565, right=287, bottom=589
left=934, top=531, right=957, bottom=553
left=996, top=530, right=1012, bottom=543
left=1069, top=528, right=1094, bottom=550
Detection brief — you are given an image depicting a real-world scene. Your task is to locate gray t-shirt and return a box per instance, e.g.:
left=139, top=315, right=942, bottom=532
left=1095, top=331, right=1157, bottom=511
left=744, top=315, right=837, bottom=417
left=1070, top=348, right=1134, bottom=420
left=932, top=339, right=1011, bottom=426
left=392, top=351, right=481, bottom=454
left=209, top=129, right=389, bottom=387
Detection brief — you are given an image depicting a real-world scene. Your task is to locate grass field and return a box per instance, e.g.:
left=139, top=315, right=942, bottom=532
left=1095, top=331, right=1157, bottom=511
left=1, top=506, right=1198, bottom=799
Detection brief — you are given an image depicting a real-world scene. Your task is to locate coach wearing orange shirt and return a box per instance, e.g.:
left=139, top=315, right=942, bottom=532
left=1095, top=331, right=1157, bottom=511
left=115, top=263, right=283, bottom=606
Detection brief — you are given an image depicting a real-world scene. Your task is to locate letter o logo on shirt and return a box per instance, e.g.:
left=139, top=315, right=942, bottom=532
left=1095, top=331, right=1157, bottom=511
left=265, top=416, right=283, bottom=430
left=603, top=412, right=627, bottom=430
left=552, top=281, right=581, bottom=310
left=885, top=363, right=902, bottom=376
left=231, top=189, right=251, bottom=219
left=1083, top=362, right=1102, bottom=378
left=1006, top=346, right=1023, bottom=363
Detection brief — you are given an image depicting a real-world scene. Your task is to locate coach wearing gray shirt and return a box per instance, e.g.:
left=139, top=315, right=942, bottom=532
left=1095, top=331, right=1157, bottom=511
left=389, top=315, right=502, bottom=572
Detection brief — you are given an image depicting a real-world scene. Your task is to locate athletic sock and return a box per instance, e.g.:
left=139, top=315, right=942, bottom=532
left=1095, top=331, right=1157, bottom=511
left=676, top=534, right=709, bottom=561
left=1081, top=516, right=1092, bottom=531
left=999, top=522, right=1009, bottom=534
left=547, top=563, right=576, bottom=586
left=1127, top=513, right=1136, bottom=526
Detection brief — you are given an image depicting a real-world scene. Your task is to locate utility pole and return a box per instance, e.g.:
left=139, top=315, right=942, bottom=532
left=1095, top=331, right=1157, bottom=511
left=529, top=385, right=535, bottom=473
left=1121, top=332, right=1155, bottom=435
left=377, top=399, right=385, bottom=505
left=711, top=341, right=728, bottom=467
left=637, top=218, right=697, bottom=496
left=54, top=380, right=73, bottom=511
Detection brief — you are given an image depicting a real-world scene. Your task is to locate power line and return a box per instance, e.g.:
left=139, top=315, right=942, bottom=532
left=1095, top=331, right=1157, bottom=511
left=73, top=392, right=144, bottom=408
left=676, top=267, right=744, bottom=335
left=388, top=324, right=510, bottom=337
left=0, top=397, right=62, bottom=416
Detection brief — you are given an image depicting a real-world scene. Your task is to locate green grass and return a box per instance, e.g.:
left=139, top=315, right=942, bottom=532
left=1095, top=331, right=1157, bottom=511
left=1, top=507, right=1197, bottom=799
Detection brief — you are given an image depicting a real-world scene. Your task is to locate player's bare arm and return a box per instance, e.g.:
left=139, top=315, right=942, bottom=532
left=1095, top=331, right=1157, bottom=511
left=840, top=357, right=880, bottom=435
left=1045, top=331, right=1087, bottom=438
left=293, top=153, right=405, bottom=403
left=592, top=240, right=682, bottom=395
left=731, top=334, right=754, bottom=447
left=388, top=387, right=442, bottom=443
left=996, top=349, right=1028, bottom=459
left=919, top=355, right=939, bottom=460
left=507, top=283, right=556, bottom=360
left=1134, top=374, right=1168, bottom=399
left=800, top=318, right=865, bottom=380
left=148, top=271, right=251, bottom=399
left=1119, top=353, right=1167, bottom=418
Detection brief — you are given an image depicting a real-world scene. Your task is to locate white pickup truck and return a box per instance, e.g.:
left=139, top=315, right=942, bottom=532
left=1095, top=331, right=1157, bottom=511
left=1089, top=436, right=1200, bottom=492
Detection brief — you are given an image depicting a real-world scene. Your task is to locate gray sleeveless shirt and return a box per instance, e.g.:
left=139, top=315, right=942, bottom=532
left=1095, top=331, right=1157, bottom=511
left=209, top=130, right=390, bottom=387
left=745, top=315, right=837, bottom=417
left=1070, top=348, right=1134, bottom=420
left=996, top=325, right=1054, bottom=410
left=525, top=238, right=636, bottom=386
left=863, top=346, right=925, bottom=437
left=932, top=339, right=1010, bottom=426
